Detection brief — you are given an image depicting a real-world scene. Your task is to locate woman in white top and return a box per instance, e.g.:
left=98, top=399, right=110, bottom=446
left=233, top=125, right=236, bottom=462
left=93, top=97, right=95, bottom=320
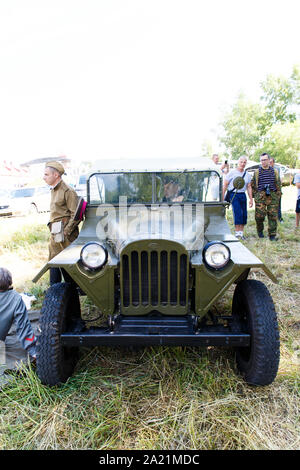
left=223, top=156, right=253, bottom=239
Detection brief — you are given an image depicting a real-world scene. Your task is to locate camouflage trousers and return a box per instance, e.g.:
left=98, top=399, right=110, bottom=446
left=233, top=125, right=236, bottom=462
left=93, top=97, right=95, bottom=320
left=254, top=191, right=280, bottom=237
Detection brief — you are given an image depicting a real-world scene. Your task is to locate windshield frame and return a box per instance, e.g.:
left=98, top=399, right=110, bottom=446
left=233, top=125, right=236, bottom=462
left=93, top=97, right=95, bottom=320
left=87, top=170, right=222, bottom=205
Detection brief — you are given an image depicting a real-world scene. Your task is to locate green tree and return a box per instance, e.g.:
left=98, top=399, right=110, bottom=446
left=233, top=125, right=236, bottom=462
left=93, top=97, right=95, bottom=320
left=260, top=64, right=300, bottom=132
left=255, top=121, right=300, bottom=168
left=219, top=93, right=265, bottom=160
left=218, top=66, right=300, bottom=166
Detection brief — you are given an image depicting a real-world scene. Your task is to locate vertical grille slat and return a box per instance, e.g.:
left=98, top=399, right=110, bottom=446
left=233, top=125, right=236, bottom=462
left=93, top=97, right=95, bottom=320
left=123, top=255, right=130, bottom=307
left=131, top=251, right=139, bottom=306
left=160, top=251, right=168, bottom=305
left=121, top=244, right=188, bottom=311
left=151, top=251, right=158, bottom=305
left=180, top=254, right=187, bottom=306
left=141, top=251, right=149, bottom=305
left=170, top=251, right=178, bottom=305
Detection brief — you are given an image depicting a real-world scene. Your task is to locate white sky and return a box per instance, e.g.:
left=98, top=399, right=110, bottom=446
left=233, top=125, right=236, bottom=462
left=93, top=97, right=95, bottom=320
left=0, top=0, right=299, bottom=164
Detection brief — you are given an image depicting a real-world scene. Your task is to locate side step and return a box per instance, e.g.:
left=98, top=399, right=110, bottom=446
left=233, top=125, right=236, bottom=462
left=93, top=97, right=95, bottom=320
left=61, top=315, right=250, bottom=347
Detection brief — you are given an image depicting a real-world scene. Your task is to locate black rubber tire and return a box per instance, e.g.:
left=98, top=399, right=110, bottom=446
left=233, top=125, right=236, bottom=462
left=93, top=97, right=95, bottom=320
left=232, top=280, right=280, bottom=386
left=36, top=283, right=80, bottom=386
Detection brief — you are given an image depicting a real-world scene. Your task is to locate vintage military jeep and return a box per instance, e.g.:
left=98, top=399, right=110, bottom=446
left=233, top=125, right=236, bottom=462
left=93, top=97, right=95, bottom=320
left=33, top=158, right=280, bottom=386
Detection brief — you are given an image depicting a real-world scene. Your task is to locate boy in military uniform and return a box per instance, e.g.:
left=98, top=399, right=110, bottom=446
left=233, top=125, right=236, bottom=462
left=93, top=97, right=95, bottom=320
left=251, top=153, right=281, bottom=241
left=43, top=161, right=80, bottom=285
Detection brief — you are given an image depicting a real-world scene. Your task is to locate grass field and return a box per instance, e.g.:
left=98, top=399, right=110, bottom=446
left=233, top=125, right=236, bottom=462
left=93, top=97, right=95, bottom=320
left=0, top=186, right=299, bottom=450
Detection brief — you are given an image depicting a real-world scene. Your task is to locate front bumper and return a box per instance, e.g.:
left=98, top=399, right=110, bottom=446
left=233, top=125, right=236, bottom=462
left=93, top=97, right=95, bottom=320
left=61, top=314, right=250, bottom=347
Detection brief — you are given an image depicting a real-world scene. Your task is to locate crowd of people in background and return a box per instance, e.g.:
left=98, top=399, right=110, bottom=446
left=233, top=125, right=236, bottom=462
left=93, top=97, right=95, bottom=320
left=213, top=152, right=300, bottom=240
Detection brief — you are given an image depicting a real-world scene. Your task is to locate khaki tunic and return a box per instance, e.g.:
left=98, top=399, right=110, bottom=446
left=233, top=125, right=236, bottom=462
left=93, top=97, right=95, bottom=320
left=48, top=180, right=80, bottom=260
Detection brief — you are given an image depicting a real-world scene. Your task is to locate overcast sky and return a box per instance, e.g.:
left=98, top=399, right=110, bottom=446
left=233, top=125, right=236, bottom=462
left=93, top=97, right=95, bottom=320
left=0, top=0, right=299, bottom=164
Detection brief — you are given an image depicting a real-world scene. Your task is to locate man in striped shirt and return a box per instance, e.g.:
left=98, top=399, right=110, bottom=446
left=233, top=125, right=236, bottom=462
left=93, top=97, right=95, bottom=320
left=251, top=153, right=282, bottom=241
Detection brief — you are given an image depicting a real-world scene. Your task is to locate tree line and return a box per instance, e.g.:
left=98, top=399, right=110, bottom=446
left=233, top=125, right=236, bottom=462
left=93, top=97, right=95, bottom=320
left=203, top=65, right=300, bottom=168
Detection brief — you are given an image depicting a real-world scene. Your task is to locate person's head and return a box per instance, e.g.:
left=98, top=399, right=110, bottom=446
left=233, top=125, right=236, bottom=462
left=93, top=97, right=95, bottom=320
left=212, top=154, right=219, bottom=164
left=269, top=157, right=275, bottom=167
left=260, top=153, right=270, bottom=169
left=164, top=181, right=179, bottom=199
left=0, top=267, right=12, bottom=291
left=237, top=155, right=247, bottom=171
left=43, top=161, right=65, bottom=187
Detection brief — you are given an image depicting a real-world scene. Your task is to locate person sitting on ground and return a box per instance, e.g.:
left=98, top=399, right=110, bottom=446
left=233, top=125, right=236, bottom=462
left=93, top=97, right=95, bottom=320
left=0, top=267, right=36, bottom=361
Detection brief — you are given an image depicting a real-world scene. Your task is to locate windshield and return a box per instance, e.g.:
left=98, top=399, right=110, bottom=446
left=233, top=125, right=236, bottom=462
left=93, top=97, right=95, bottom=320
left=89, top=171, right=221, bottom=204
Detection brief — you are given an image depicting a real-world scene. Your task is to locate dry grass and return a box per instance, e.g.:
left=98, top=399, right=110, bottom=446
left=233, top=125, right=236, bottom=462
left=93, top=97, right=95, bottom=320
left=0, top=188, right=299, bottom=450
left=0, top=346, right=299, bottom=450
left=0, top=213, right=49, bottom=292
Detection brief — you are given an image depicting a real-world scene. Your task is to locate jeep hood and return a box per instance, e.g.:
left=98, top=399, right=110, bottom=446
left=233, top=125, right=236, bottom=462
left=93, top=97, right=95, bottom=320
left=93, top=204, right=238, bottom=255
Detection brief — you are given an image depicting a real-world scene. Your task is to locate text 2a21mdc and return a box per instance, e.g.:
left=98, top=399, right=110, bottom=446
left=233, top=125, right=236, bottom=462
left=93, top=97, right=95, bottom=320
left=98, top=453, right=201, bottom=466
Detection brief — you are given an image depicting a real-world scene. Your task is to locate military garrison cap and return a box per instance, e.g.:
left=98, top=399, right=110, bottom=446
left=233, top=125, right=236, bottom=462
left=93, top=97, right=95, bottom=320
left=45, top=161, right=65, bottom=175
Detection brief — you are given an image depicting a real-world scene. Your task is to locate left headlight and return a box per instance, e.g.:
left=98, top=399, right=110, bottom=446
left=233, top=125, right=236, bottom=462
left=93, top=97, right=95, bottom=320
left=202, top=241, right=231, bottom=270
left=80, top=242, right=108, bottom=270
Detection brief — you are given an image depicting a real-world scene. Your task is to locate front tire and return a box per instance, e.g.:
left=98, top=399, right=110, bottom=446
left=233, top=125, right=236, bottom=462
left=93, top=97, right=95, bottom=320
left=37, top=283, right=80, bottom=386
left=232, top=280, right=280, bottom=386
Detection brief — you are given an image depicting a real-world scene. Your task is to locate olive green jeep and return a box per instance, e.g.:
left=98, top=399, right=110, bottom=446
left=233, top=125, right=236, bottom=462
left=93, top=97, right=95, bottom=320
left=33, top=158, right=280, bottom=386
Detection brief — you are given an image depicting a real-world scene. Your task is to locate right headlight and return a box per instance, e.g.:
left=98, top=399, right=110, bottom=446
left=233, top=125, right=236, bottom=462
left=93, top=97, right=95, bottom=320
left=202, top=241, right=231, bottom=270
left=80, top=242, right=108, bottom=270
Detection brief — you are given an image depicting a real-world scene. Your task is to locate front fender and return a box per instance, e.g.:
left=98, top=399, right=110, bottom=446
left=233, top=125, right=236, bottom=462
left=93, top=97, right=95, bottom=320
left=32, top=245, right=82, bottom=283
left=32, top=263, right=50, bottom=283
left=191, top=240, right=278, bottom=318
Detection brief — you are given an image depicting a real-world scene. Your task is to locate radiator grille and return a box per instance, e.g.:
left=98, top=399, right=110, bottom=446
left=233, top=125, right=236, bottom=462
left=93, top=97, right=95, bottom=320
left=121, top=248, right=188, bottom=312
